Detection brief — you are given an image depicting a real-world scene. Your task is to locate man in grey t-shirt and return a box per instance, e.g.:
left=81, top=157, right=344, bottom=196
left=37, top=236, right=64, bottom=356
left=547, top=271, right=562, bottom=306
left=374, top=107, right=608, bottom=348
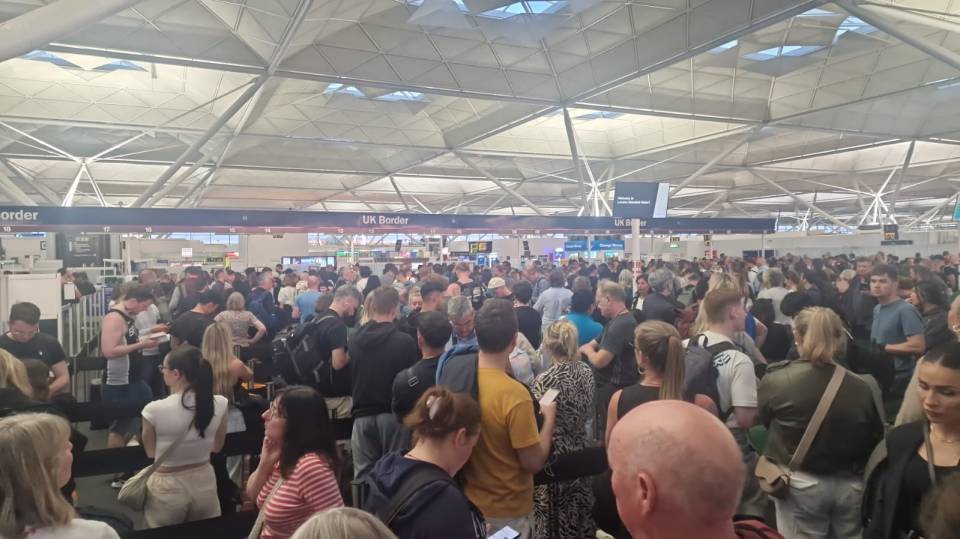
left=870, top=264, right=925, bottom=410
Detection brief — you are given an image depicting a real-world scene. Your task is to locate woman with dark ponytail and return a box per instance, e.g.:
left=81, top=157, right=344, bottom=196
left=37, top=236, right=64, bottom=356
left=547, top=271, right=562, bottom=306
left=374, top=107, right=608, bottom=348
left=140, top=346, right=228, bottom=528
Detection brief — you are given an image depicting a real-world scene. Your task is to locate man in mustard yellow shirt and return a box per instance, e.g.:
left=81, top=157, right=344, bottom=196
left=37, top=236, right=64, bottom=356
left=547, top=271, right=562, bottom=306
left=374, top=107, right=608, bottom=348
left=463, top=299, right=556, bottom=537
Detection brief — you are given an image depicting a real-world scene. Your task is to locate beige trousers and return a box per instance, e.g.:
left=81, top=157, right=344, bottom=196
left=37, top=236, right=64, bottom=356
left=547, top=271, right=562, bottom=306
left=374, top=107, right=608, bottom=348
left=144, top=463, right=220, bottom=528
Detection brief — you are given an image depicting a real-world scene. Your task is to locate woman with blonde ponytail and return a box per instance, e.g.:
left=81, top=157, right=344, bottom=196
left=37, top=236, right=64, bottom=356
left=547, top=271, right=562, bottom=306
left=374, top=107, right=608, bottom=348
left=531, top=319, right=596, bottom=539
left=595, top=320, right=719, bottom=538
left=605, top=320, right=718, bottom=446
left=758, top=307, right=884, bottom=538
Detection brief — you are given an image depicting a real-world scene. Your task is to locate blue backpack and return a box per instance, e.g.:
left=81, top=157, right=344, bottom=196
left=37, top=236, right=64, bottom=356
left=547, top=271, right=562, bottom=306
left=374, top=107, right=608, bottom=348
left=248, top=291, right=283, bottom=333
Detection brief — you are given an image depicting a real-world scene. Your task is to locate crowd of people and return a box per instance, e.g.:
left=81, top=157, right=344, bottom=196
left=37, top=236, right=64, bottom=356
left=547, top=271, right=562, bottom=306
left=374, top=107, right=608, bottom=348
left=1, top=251, right=960, bottom=538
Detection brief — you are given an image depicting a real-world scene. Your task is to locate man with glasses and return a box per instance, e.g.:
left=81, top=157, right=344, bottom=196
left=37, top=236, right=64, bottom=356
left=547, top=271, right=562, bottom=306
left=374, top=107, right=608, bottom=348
left=0, top=302, right=69, bottom=395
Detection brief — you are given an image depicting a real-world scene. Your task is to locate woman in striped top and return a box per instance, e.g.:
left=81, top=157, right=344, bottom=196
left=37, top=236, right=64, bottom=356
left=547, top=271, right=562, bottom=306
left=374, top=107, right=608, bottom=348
left=245, top=386, right=343, bottom=539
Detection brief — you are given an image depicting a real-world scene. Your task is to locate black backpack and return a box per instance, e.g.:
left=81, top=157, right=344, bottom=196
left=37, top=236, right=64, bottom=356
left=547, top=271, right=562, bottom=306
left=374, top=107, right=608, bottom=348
left=461, top=281, right=486, bottom=310
left=272, top=315, right=336, bottom=385
left=686, top=334, right=737, bottom=420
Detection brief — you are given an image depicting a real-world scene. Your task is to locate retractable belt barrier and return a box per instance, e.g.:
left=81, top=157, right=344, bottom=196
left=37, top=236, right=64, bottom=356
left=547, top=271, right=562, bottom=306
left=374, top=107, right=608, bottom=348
left=70, top=401, right=609, bottom=538
left=66, top=399, right=354, bottom=478
left=121, top=510, right=257, bottom=539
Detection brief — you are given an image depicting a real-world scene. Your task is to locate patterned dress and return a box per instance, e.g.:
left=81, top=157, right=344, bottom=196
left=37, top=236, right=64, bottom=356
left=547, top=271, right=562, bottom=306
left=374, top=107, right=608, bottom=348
left=532, top=361, right=596, bottom=539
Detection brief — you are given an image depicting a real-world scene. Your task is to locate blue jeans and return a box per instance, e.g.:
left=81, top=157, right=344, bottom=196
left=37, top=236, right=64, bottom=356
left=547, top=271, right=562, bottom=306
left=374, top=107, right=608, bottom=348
left=101, top=382, right=152, bottom=435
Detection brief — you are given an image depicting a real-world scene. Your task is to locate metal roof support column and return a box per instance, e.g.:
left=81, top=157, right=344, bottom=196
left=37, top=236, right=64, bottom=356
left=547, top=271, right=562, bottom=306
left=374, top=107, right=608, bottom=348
left=189, top=0, right=314, bottom=207
left=887, top=140, right=916, bottom=221
left=174, top=169, right=216, bottom=209
left=456, top=152, right=546, bottom=216
left=145, top=154, right=217, bottom=206
left=750, top=170, right=850, bottom=230
left=0, top=169, right=35, bottom=205
left=905, top=191, right=960, bottom=228
left=669, top=128, right=758, bottom=197
left=839, top=1, right=960, bottom=73
left=60, top=163, right=86, bottom=207
left=0, top=0, right=147, bottom=63
left=692, top=191, right=728, bottom=217
left=131, top=79, right=264, bottom=207
left=389, top=176, right=411, bottom=212
left=853, top=3, right=960, bottom=36
left=562, top=107, right=588, bottom=209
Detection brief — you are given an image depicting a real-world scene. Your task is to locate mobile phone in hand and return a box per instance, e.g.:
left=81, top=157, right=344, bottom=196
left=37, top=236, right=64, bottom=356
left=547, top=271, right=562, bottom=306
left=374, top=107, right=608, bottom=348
left=539, top=388, right=560, bottom=407
left=488, top=526, right=520, bottom=539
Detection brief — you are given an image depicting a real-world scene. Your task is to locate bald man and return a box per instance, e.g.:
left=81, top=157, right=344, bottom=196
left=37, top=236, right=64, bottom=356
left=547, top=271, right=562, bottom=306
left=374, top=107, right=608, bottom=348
left=293, top=274, right=323, bottom=323
left=607, top=400, right=782, bottom=539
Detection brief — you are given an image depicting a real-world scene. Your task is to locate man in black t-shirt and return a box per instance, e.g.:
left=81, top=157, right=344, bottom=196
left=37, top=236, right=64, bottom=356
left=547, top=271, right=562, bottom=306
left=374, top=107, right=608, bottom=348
left=169, top=291, right=218, bottom=348
left=0, top=302, right=69, bottom=395
left=513, top=280, right=542, bottom=350
left=580, top=281, right=638, bottom=441
left=391, top=310, right=453, bottom=421
left=312, top=285, right=361, bottom=410
left=346, top=286, right=419, bottom=479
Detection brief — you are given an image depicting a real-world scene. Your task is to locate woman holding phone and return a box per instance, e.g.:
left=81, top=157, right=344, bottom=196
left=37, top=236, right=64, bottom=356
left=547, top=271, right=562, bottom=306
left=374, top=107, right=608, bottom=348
left=531, top=319, right=596, bottom=539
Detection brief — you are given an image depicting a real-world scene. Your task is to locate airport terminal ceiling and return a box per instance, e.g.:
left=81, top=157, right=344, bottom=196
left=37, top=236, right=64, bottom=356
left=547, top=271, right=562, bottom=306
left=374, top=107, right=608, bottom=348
left=0, top=0, right=959, bottom=232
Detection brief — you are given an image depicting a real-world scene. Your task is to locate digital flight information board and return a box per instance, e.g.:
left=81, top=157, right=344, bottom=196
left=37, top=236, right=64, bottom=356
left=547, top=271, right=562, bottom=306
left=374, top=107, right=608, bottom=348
left=613, top=182, right=670, bottom=218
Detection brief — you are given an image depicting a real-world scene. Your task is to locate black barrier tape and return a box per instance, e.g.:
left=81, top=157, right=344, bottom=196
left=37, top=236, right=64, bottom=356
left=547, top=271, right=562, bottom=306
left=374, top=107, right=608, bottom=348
left=121, top=510, right=257, bottom=539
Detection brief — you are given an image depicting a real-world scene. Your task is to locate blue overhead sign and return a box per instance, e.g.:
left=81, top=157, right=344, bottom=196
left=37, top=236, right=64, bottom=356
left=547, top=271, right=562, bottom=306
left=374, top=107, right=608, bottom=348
left=0, top=206, right=776, bottom=234
left=592, top=240, right=625, bottom=250
left=564, top=240, right=588, bottom=251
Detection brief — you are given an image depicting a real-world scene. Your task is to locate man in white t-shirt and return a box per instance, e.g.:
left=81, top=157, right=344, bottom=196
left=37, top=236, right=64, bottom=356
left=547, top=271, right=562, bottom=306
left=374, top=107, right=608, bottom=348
left=698, top=287, right=765, bottom=518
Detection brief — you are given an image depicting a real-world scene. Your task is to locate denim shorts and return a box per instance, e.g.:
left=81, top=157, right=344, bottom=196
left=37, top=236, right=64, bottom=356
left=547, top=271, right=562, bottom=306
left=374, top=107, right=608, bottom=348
left=101, top=382, right=152, bottom=435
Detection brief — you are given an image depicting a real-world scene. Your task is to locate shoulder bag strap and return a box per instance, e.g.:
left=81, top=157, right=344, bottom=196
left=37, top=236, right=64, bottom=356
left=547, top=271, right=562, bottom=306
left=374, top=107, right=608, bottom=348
left=923, top=422, right=937, bottom=485
left=787, top=366, right=845, bottom=470
left=143, top=421, right=193, bottom=477
left=248, top=476, right=285, bottom=539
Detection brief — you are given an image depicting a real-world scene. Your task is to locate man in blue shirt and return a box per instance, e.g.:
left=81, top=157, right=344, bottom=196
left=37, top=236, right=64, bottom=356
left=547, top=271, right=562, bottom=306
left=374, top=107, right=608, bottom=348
left=564, top=290, right=603, bottom=346
left=870, top=264, right=925, bottom=409
left=292, top=274, right=323, bottom=323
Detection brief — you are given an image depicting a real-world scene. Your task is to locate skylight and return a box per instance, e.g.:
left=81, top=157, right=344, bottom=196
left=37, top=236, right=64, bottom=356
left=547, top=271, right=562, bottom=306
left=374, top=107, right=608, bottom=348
left=376, top=90, right=427, bottom=102
left=708, top=40, right=739, bottom=55
left=20, top=51, right=148, bottom=73
left=577, top=111, right=622, bottom=121
left=834, top=16, right=876, bottom=41
left=93, top=60, right=147, bottom=73
left=406, top=0, right=566, bottom=20
left=743, top=45, right=824, bottom=62
left=21, top=50, right=80, bottom=69
left=323, top=83, right=426, bottom=103
left=324, top=83, right=366, bottom=97
left=481, top=1, right=566, bottom=19
left=797, top=8, right=836, bottom=17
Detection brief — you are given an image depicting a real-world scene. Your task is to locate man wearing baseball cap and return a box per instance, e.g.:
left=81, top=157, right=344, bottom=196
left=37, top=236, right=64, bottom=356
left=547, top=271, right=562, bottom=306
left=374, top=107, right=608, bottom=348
left=486, top=277, right=513, bottom=301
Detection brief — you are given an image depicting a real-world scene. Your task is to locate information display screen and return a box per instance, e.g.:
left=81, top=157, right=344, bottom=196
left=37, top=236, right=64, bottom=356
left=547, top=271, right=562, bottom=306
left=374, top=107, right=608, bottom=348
left=469, top=241, right=493, bottom=254
left=613, top=182, right=669, bottom=218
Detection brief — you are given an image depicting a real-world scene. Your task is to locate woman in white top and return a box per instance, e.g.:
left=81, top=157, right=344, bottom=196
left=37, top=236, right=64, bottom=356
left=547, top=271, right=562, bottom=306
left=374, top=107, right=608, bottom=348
left=0, top=413, right=120, bottom=539
left=141, top=346, right=228, bottom=528
left=277, top=273, right=299, bottom=308
left=215, top=292, right=267, bottom=346
left=757, top=268, right=792, bottom=326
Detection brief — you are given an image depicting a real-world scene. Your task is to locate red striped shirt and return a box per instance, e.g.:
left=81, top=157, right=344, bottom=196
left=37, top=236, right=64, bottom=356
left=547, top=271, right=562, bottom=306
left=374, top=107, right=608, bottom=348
left=256, top=453, right=344, bottom=539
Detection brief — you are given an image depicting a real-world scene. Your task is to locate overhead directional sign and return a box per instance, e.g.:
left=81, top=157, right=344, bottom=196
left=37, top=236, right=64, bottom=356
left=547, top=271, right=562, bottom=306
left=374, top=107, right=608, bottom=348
left=0, top=206, right=777, bottom=235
